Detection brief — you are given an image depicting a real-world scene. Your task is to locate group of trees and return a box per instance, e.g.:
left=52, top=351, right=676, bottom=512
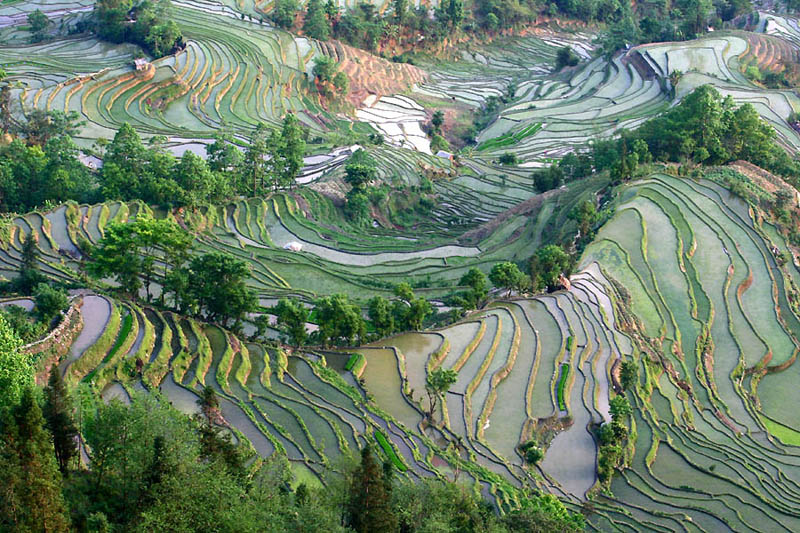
left=343, top=148, right=378, bottom=225
left=447, top=252, right=570, bottom=312
left=27, top=9, right=50, bottom=43
left=87, top=215, right=257, bottom=328
left=0, top=341, right=584, bottom=532
left=93, top=0, right=183, bottom=58
left=530, top=85, right=800, bottom=196
left=0, top=110, right=309, bottom=214
left=597, top=0, right=752, bottom=55
left=596, top=394, right=632, bottom=483
left=313, top=56, right=350, bottom=99
left=273, top=282, right=433, bottom=347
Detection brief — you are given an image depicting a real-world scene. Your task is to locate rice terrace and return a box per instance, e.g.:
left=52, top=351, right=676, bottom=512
left=3, top=0, right=800, bottom=531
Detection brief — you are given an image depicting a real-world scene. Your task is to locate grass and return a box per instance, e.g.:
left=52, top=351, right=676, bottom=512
left=760, top=415, right=800, bottom=446
left=344, top=352, right=364, bottom=372
left=477, top=123, right=542, bottom=152
left=556, top=364, right=569, bottom=411
left=85, top=312, right=133, bottom=382
left=375, top=430, right=408, bottom=472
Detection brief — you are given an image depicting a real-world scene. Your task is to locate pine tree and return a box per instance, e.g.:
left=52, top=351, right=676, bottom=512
left=348, top=444, right=397, bottom=533
left=0, top=387, right=71, bottom=532
left=43, top=366, right=78, bottom=473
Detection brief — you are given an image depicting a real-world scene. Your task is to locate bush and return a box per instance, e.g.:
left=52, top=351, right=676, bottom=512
left=498, top=152, right=518, bottom=165
left=555, top=46, right=580, bottom=70
left=33, top=283, right=69, bottom=323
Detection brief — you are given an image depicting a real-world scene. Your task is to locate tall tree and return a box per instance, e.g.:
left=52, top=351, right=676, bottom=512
left=530, top=245, right=571, bottom=292
left=348, top=445, right=397, bottom=533
left=368, top=296, right=395, bottom=338
left=43, top=366, right=79, bottom=473
left=275, top=298, right=310, bottom=347
left=187, top=252, right=257, bottom=327
left=0, top=314, right=32, bottom=412
left=303, top=0, right=331, bottom=40
left=0, top=387, right=71, bottom=532
left=425, top=367, right=457, bottom=420
left=489, top=261, right=527, bottom=297
left=314, top=293, right=366, bottom=346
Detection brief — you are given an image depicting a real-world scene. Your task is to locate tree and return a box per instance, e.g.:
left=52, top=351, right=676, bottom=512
left=458, top=267, right=488, bottom=309
left=303, top=0, right=331, bottom=40
left=271, top=0, right=299, bottom=28
left=344, top=149, right=377, bottom=191
left=206, top=133, right=243, bottom=173
left=530, top=245, right=571, bottom=292
left=241, top=123, right=271, bottom=195
left=314, top=293, right=366, bottom=346
left=33, top=283, right=68, bottom=323
left=609, top=395, right=632, bottom=421
left=348, top=445, right=397, bottom=533
left=271, top=114, right=306, bottom=189
left=533, top=164, right=564, bottom=192
left=0, top=314, right=31, bottom=412
left=197, top=385, right=220, bottom=426
left=489, top=261, right=527, bottom=297
left=555, top=46, right=580, bottom=70
left=0, top=387, right=71, bottom=532
left=425, top=367, right=457, bottom=420
left=15, top=232, right=46, bottom=294
left=569, top=200, right=599, bottom=237
left=187, top=252, right=257, bottom=327
left=27, top=9, right=50, bottom=42
left=87, top=215, right=191, bottom=301
left=393, top=0, right=407, bottom=22
left=275, top=298, right=310, bottom=347
left=43, top=366, right=79, bottom=473
left=368, top=296, right=395, bottom=338
left=431, top=110, right=444, bottom=134
left=619, top=360, right=637, bottom=391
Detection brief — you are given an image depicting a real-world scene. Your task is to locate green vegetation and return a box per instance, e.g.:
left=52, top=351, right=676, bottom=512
left=477, top=123, right=542, bottom=152
left=556, top=363, right=568, bottom=411
left=375, top=430, right=408, bottom=471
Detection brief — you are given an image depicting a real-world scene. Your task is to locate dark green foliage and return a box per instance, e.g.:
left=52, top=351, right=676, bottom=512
left=93, top=0, right=183, bottom=58
left=425, top=367, right=457, bottom=419
left=275, top=298, right=311, bottom=347
left=489, top=261, right=527, bottom=296
left=33, top=283, right=69, bottom=323
left=271, top=0, right=299, bottom=28
left=87, top=214, right=192, bottom=301
left=530, top=244, right=571, bottom=292
left=455, top=267, right=488, bottom=310
left=14, top=233, right=46, bottom=295
left=185, top=252, right=257, bottom=327
left=348, top=444, right=397, bottom=532
left=43, top=366, right=79, bottom=473
left=532, top=164, right=563, bottom=192
left=555, top=46, right=579, bottom=70
left=28, top=9, right=49, bottom=42
left=0, top=112, right=90, bottom=213
left=303, top=0, right=331, bottom=40
left=619, top=360, right=637, bottom=390
left=100, top=123, right=230, bottom=207
left=634, top=85, right=800, bottom=183
left=0, top=387, right=71, bottom=532
left=498, top=152, right=518, bottom=165
left=345, top=149, right=378, bottom=225
left=368, top=296, right=395, bottom=337
left=314, top=293, right=366, bottom=346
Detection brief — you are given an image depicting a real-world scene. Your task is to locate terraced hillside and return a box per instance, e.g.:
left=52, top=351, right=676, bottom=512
left=10, top=170, right=800, bottom=531
left=0, top=174, right=602, bottom=308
